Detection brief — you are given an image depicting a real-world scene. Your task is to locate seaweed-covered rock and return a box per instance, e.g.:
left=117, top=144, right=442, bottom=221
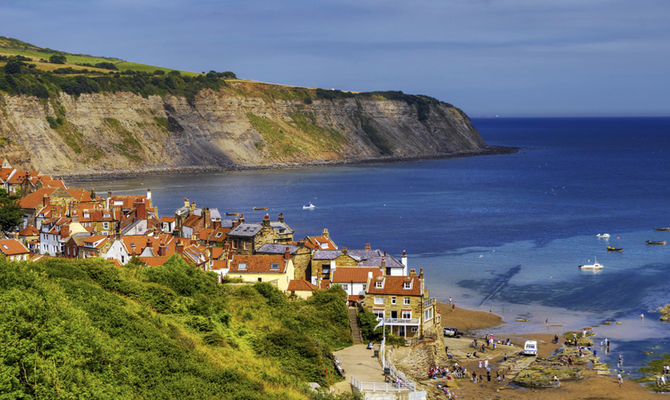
left=513, top=361, right=584, bottom=388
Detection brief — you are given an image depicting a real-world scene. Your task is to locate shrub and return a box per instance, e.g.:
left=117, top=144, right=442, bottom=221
left=49, top=54, right=66, bottom=64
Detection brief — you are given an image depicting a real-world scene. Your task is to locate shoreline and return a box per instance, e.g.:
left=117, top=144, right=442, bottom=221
left=427, top=303, right=666, bottom=398
left=58, top=145, right=518, bottom=182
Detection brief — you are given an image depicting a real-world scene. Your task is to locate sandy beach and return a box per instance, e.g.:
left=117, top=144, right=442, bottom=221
left=398, top=303, right=667, bottom=399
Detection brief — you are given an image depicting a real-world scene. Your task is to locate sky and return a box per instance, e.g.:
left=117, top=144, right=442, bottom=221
left=1, top=0, right=669, bottom=117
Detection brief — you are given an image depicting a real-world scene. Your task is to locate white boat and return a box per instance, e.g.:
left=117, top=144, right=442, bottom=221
left=302, top=203, right=316, bottom=210
left=596, top=233, right=610, bottom=239
left=579, top=258, right=604, bottom=270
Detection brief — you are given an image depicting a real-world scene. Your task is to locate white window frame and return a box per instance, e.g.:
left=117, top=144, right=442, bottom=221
left=373, top=309, right=384, bottom=319
left=391, top=297, right=396, bottom=305
left=375, top=281, right=383, bottom=288
left=238, top=262, right=247, bottom=271
left=341, top=283, right=349, bottom=291
left=374, top=297, right=384, bottom=305
left=270, top=263, right=279, bottom=271
left=403, top=282, right=411, bottom=289
left=403, top=297, right=410, bottom=305
left=401, top=310, right=412, bottom=319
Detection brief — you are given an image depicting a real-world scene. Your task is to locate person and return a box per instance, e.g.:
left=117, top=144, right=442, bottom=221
left=553, top=375, right=560, bottom=387
left=449, top=296, right=453, bottom=305
left=554, top=334, right=559, bottom=344
left=503, top=353, right=507, bottom=362
left=452, top=303, right=455, bottom=312
left=478, top=360, right=482, bottom=369
left=484, top=359, right=489, bottom=369
left=617, top=373, right=623, bottom=387
left=641, top=313, right=645, bottom=320
left=367, top=342, right=373, bottom=349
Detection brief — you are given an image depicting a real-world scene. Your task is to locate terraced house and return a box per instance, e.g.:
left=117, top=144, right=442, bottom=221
left=363, top=268, right=440, bottom=339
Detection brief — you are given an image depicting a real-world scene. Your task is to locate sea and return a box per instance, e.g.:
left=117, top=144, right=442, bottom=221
left=72, top=117, right=670, bottom=377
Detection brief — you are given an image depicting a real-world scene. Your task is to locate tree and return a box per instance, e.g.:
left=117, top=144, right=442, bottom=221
left=49, top=54, right=67, bottom=64
left=3, top=60, right=22, bottom=74
left=0, top=189, right=23, bottom=231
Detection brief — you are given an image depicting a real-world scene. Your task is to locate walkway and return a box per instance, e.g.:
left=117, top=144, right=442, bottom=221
left=348, top=307, right=363, bottom=344
left=332, top=344, right=385, bottom=394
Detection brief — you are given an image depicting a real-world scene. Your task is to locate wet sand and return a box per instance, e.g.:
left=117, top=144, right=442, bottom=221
left=437, top=302, right=504, bottom=331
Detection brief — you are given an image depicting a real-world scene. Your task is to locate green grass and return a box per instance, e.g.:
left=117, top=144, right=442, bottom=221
left=247, top=112, right=303, bottom=157
left=289, top=111, right=347, bottom=150
left=0, top=256, right=354, bottom=399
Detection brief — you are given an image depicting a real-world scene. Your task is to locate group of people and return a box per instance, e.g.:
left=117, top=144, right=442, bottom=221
left=656, top=364, right=669, bottom=387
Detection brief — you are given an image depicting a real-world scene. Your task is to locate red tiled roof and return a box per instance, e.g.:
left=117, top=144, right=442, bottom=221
left=320, top=279, right=331, bottom=289
left=305, top=234, right=338, bottom=250
left=19, top=225, right=40, bottom=236
left=160, top=216, right=175, bottom=223
left=139, top=256, right=171, bottom=267
left=0, top=168, right=13, bottom=181
left=209, top=259, right=228, bottom=270
left=81, top=235, right=109, bottom=249
left=19, top=187, right=58, bottom=209
left=288, top=279, right=318, bottom=291
left=210, top=246, right=225, bottom=259
left=0, top=239, right=29, bottom=255
left=332, top=267, right=382, bottom=283
left=183, top=214, right=201, bottom=228
left=365, top=275, right=422, bottom=296
left=229, top=254, right=288, bottom=273
left=39, top=176, right=67, bottom=189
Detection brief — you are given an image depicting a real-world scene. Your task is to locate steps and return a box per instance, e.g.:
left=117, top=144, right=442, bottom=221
left=348, top=307, right=363, bottom=344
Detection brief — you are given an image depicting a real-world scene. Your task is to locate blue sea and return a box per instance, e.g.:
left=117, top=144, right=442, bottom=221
left=74, top=117, right=670, bottom=376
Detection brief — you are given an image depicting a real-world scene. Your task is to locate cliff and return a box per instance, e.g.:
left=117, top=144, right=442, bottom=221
left=0, top=80, right=497, bottom=177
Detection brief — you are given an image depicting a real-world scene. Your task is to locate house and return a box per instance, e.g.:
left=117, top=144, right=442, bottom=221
left=310, top=247, right=358, bottom=284
left=304, top=228, right=338, bottom=250
left=226, top=214, right=282, bottom=255
left=255, top=243, right=312, bottom=281
left=287, top=279, right=318, bottom=299
left=78, top=235, right=111, bottom=258
left=0, top=239, right=30, bottom=261
left=18, top=225, right=40, bottom=250
left=363, top=268, right=439, bottom=339
left=331, top=266, right=383, bottom=305
left=227, top=248, right=295, bottom=291
left=348, top=245, right=408, bottom=276
left=160, top=216, right=175, bottom=233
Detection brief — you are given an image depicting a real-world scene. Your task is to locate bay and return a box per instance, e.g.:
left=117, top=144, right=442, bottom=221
left=73, top=116, right=670, bottom=375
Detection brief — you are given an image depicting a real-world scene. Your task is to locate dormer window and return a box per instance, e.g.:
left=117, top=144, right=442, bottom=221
left=403, top=282, right=412, bottom=289
left=215, top=232, right=222, bottom=238
left=375, top=280, right=383, bottom=288
left=320, top=243, right=328, bottom=249
left=238, top=263, right=247, bottom=270
left=270, top=263, right=279, bottom=271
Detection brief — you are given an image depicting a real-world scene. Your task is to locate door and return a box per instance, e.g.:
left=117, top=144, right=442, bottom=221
left=398, top=326, right=405, bottom=337
left=391, top=310, right=398, bottom=319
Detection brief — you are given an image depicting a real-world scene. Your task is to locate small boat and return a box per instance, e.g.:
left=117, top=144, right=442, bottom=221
left=226, top=212, right=239, bottom=216
left=253, top=207, right=268, bottom=210
left=302, top=203, right=316, bottom=210
left=654, top=227, right=670, bottom=231
left=607, top=246, right=623, bottom=252
left=579, top=258, right=604, bottom=270
left=596, top=233, right=610, bottom=239
left=646, top=240, right=666, bottom=245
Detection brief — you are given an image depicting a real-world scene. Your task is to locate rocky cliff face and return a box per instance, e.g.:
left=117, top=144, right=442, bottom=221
left=0, top=81, right=492, bottom=177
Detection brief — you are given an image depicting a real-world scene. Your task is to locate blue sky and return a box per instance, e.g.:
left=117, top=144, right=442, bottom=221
left=1, top=0, right=669, bottom=116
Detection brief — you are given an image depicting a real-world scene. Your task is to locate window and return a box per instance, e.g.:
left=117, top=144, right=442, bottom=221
left=215, top=232, right=223, bottom=238
left=424, top=308, right=434, bottom=321
left=103, top=222, right=109, bottom=230
left=257, top=277, right=262, bottom=282
left=375, top=280, right=383, bottom=288
left=320, top=243, right=328, bottom=249
left=341, top=283, right=349, bottom=291
left=238, top=263, right=247, bottom=271
left=403, top=297, right=410, bottom=305
left=243, top=242, right=249, bottom=250
left=373, top=309, right=384, bottom=319
left=362, top=283, right=366, bottom=291
left=374, top=297, right=384, bottom=305
left=391, top=297, right=396, bottom=305
left=411, top=327, right=418, bottom=333
left=401, top=310, right=412, bottom=319
left=403, top=282, right=411, bottom=289
left=270, top=263, right=279, bottom=271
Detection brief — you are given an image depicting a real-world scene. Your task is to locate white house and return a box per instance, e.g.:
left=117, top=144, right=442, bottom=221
left=331, top=266, right=383, bottom=304
left=103, top=238, right=131, bottom=265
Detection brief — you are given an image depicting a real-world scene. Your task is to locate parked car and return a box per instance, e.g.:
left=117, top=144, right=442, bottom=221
left=522, top=340, right=538, bottom=356
left=442, top=327, right=462, bottom=338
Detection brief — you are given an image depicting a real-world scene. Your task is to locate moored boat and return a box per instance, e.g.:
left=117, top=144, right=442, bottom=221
left=579, top=258, right=604, bottom=270
left=253, top=207, right=268, bottom=210
left=226, top=212, right=239, bottom=216
left=654, top=227, right=670, bottom=231
left=596, top=233, right=610, bottom=239
left=646, top=240, right=666, bottom=245
left=607, top=246, right=623, bottom=252
left=302, top=203, right=316, bottom=210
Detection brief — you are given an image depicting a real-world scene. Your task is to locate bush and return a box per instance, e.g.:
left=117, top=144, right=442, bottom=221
left=49, top=54, right=67, bottom=64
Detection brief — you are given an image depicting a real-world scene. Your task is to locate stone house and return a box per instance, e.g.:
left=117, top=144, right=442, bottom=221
left=287, top=279, right=318, bottom=299
left=331, top=266, right=383, bottom=305
left=255, top=243, right=312, bottom=281
left=227, top=249, right=295, bottom=291
left=362, top=269, right=439, bottom=339
left=0, top=239, right=30, bottom=261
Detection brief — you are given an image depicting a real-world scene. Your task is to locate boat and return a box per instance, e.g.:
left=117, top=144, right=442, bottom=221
left=253, top=207, right=268, bottom=210
left=646, top=240, right=666, bottom=245
left=596, top=233, right=610, bottom=239
left=579, top=258, right=604, bottom=270
left=654, top=227, right=670, bottom=231
left=302, top=203, right=316, bottom=210
left=607, top=246, right=623, bottom=252
left=226, top=212, right=239, bottom=216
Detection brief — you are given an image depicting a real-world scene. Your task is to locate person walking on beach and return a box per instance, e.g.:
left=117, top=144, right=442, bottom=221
left=452, top=303, right=455, bottom=312
left=484, top=359, right=489, bottom=369
left=449, top=296, right=453, bottom=305
left=617, top=373, right=623, bottom=387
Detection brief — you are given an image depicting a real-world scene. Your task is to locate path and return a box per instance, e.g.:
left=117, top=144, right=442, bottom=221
left=332, top=344, right=385, bottom=394
left=348, top=307, right=363, bottom=344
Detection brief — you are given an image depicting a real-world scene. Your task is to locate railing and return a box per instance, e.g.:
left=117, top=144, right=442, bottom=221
left=384, top=318, right=420, bottom=325
left=379, top=338, right=423, bottom=394
left=350, top=377, right=407, bottom=393
left=422, top=298, right=436, bottom=308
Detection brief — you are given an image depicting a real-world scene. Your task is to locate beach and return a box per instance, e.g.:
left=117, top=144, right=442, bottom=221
left=405, top=303, right=666, bottom=399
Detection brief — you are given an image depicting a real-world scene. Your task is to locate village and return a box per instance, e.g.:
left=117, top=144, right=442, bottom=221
left=0, top=159, right=441, bottom=343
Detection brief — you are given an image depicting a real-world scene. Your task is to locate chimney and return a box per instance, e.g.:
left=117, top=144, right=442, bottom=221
left=322, top=228, right=329, bottom=238
left=419, top=268, right=423, bottom=279
left=60, top=224, right=70, bottom=239
left=190, top=201, right=196, bottom=212
left=213, top=219, right=220, bottom=229
left=262, top=214, right=270, bottom=227
left=341, top=247, right=348, bottom=256
left=232, top=219, right=239, bottom=228
left=401, top=250, right=408, bottom=275
left=146, top=237, right=152, bottom=251
left=135, top=199, right=146, bottom=220
left=277, top=213, right=284, bottom=223
left=43, top=195, right=50, bottom=207
left=184, top=198, right=189, bottom=208
left=90, top=188, right=96, bottom=200
left=365, top=243, right=371, bottom=250
left=146, top=189, right=152, bottom=208
left=158, top=244, right=167, bottom=257
left=410, top=268, right=416, bottom=276
left=204, top=208, right=211, bottom=229
left=239, top=214, right=245, bottom=223
left=381, top=256, right=386, bottom=269
left=284, top=246, right=291, bottom=261
left=176, top=240, right=184, bottom=254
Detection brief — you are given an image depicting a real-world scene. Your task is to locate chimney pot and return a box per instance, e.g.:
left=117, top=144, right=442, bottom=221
left=278, top=213, right=284, bottom=222
left=365, top=243, right=371, bottom=250
left=322, top=228, right=329, bottom=238
left=284, top=246, right=291, bottom=260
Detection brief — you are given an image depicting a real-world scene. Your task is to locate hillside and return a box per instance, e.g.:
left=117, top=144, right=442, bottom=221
left=0, top=37, right=505, bottom=177
left=0, top=255, right=354, bottom=399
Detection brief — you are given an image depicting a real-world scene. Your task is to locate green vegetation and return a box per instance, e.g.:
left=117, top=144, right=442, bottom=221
left=356, top=108, right=392, bottom=155
left=49, top=54, right=66, bottom=64
left=638, top=353, right=670, bottom=392
left=0, top=255, right=354, bottom=399
left=104, top=118, right=142, bottom=161
left=289, top=111, right=347, bottom=150
left=247, top=112, right=303, bottom=156
left=0, top=188, right=23, bottom=231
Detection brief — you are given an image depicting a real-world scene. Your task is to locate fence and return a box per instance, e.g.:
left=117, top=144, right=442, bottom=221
left=379, top=338, right=422, bottom=393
